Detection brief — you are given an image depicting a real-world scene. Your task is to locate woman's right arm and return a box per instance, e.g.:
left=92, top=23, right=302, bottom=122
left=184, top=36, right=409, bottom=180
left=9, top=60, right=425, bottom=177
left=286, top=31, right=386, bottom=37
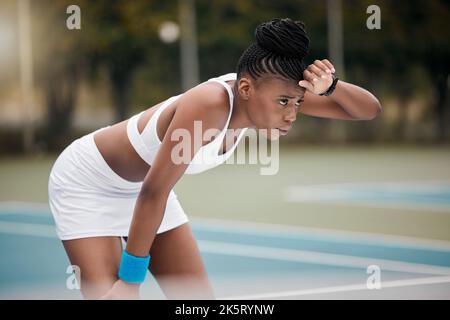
left=125, top=83, right=229, bottom=257
left=100, top=83, right=229, bottom=299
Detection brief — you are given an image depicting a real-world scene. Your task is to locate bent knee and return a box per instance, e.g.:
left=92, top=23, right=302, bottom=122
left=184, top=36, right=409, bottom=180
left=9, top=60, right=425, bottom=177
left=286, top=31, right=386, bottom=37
left=80, top=277, right=117, bottom=300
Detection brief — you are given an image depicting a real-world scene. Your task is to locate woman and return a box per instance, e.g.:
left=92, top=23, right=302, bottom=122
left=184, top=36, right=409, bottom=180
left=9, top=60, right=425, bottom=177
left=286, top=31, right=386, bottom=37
left=48, top=18, right=381, bottom=300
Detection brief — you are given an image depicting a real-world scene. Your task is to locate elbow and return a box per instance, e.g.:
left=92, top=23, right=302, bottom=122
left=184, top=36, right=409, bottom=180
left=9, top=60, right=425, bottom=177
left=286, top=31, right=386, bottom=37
left=367, top=97, right=381, bottom=120
left=369, top=97, right=382, bottom=120
left=357, top=96, right=382, bottom=121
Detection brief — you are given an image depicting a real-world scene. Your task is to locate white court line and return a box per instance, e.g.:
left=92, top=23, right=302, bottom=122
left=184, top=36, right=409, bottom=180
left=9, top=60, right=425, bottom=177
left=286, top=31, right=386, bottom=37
left=2, top=201, right=450, bottom=251
left=198, top=240, right=450, bottom=276
left=220, top=275, right=450, bottom=300
left=284, top=180, right=450, bottom=213
left=0, top=221, right=56, bottom=238
left=1, top=221, right=450, bottom=277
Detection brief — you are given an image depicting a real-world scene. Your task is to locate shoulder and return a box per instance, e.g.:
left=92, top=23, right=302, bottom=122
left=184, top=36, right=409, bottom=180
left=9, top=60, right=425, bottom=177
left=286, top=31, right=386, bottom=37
left=139, top=81, right=232, bottom=195
left=175, top=81, right=231, bottom=129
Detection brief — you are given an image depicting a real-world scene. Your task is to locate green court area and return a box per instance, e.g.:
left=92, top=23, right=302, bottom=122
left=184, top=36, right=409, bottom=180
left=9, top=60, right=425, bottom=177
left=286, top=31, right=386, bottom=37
left=1, top=145, right=450, bottom=241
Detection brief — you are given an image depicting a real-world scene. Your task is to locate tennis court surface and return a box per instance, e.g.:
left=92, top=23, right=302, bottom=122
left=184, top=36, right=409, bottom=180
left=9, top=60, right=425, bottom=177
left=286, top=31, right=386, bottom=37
left=1, top=202, right=449, bottom=300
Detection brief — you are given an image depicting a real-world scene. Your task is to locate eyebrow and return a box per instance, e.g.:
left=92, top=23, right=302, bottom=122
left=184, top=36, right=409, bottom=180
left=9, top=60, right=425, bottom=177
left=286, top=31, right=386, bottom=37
left=278, top=95, right=304, bottom=100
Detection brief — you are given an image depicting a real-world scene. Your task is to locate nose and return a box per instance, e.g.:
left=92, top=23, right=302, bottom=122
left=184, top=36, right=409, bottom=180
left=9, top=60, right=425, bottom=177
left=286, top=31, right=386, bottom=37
left=284, top=106, right=297, bottom=123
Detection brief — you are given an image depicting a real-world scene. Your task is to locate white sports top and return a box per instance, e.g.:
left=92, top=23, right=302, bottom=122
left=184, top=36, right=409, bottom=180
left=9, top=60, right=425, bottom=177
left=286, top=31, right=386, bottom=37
left=126, top=73, right=249, bottom=175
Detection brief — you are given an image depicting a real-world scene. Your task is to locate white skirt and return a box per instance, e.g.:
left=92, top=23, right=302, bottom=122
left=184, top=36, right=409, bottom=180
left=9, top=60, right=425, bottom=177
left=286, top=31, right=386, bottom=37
left=48, top=128, right=189, bottom=241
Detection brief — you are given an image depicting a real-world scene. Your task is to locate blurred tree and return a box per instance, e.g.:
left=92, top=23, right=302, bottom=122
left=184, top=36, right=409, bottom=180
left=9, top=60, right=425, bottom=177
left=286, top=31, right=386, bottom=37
left=33, top=0, right=87, bottom=149
left=420, top=0, right=450, bottom=141
left=344, top=0, right=450, bottom=141
left=196, top=0, right=328, bottom=79
left=29, top=0, right=449, bottom=152
left=82, top=0, right=177, bottom=121
left=34, top=0, right=178, bottom=149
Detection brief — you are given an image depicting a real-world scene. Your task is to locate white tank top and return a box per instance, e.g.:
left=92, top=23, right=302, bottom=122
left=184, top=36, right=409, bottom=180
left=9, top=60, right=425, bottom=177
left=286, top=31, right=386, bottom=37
left=126, top=73, right=249, bottom=175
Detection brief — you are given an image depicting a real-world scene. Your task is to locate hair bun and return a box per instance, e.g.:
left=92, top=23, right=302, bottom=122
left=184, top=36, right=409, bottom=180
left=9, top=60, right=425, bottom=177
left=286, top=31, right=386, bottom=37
left=255, top=18, right=310, bottom=59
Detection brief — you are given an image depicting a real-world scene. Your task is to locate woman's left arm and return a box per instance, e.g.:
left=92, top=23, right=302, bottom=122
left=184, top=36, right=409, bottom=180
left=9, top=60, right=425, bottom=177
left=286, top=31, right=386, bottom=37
left=298, top=59, right=382, bottom=121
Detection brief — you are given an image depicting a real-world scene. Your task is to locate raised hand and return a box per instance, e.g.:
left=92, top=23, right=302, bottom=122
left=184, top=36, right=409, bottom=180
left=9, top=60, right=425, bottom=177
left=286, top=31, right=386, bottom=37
left=299, top=59, right=336, bottom=95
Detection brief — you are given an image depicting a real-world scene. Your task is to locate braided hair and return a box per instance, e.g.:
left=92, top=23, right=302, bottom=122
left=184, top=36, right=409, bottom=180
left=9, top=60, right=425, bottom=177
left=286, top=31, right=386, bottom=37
left=236, top=18, right=310, bottom=84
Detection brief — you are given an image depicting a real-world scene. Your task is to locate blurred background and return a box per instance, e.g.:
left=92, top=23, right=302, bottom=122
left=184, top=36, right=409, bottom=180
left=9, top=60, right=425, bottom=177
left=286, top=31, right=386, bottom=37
left=0, top=0, right=449, bottom=299
left=0, top=0, right=449, bottom=151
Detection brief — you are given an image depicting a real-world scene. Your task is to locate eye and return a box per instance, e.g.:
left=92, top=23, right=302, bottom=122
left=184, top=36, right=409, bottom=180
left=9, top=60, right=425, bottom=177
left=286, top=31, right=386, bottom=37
left=278, top=99, right=289, bottom=106
left=295, top=100, right=303, bottom=107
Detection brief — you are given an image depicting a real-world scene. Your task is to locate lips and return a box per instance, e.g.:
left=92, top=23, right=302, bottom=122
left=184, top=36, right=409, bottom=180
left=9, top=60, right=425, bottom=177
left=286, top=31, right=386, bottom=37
left=277, top=128, right=289, bottom=135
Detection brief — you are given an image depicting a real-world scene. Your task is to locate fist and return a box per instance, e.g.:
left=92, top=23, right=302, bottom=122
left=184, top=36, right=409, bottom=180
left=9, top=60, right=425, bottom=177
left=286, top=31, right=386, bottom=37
left=299, top=59, right=336, bottom=95
left=99, top=279, right=140, bottom=300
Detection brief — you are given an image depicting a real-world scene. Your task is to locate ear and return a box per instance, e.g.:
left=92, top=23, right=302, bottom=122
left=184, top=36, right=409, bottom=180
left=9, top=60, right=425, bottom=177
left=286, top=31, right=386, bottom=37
left=237, top=77, right=252, bottom=100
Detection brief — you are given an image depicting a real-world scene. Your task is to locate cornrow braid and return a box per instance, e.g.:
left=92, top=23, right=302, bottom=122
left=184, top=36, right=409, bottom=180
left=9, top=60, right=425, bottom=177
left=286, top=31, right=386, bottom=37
left=236, top=18, right=310, bottom=82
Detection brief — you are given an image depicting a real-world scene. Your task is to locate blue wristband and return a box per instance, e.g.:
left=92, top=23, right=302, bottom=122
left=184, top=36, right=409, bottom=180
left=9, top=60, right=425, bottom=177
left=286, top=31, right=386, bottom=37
left=118, top=250, right=151, bottom=284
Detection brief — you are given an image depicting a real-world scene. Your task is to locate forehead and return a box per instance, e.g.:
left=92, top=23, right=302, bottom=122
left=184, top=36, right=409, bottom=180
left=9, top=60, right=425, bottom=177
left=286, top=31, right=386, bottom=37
left=257, top=75, right=305, bottom=97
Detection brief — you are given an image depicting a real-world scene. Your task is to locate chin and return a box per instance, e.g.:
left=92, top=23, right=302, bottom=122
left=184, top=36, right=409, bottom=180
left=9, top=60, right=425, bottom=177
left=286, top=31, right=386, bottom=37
left=259, top=128, right=282, bottom=141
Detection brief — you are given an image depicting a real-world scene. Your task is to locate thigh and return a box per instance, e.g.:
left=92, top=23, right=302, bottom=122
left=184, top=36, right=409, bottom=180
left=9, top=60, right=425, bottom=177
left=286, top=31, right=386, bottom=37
left=124, top=223, right=214, bottom=299
left=62, top=236, right=123, bottom=300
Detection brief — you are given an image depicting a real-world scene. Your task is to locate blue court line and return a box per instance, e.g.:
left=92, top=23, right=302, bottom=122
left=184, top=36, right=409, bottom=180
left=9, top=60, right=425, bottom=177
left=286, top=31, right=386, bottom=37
left=333, top=190, right=450, bottom=205
left=0, top=212, right=53, bottom=225
left=1, top=208, right=450, bottom=271
left=193, top=229, right=450, bottom=268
